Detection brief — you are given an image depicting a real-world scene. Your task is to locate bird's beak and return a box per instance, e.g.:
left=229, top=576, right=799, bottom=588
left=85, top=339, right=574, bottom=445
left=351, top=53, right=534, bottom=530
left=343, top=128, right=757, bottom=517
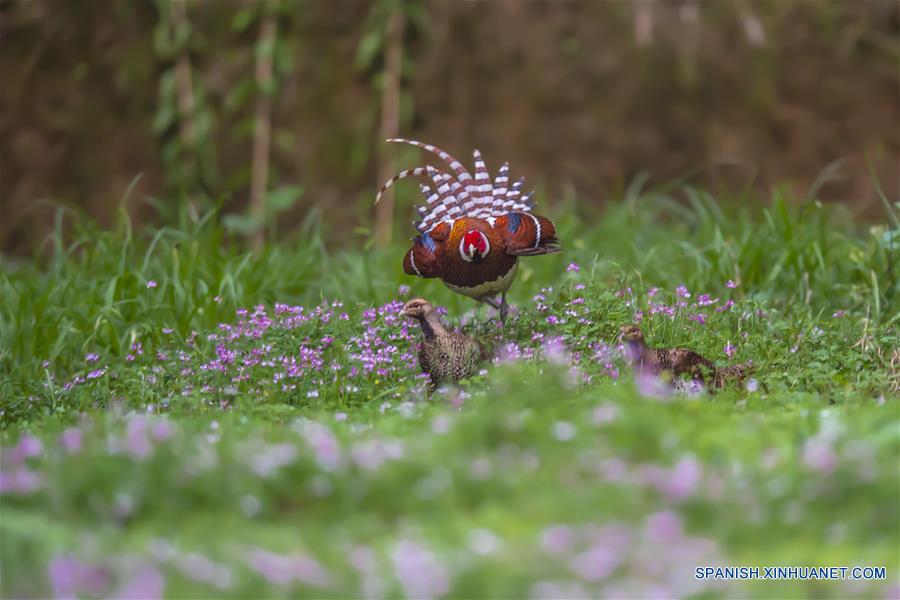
left=398, top=308, right=409, bottom=318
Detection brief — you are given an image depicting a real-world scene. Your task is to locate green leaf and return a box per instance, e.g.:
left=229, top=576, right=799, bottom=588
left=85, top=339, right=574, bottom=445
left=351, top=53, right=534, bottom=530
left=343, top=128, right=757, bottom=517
left=354, top=30, right=383, bottom=70
left=222, top=214, right=263, bottom=236
left=232, top=8, right=256, bottom=32
left=224, top=80, right=254, bottom=114
left=255, top=38, right=276, bottom=61
left=266, top=186, right=303, bottom=214
left=152, top=105, right=175, bottom=134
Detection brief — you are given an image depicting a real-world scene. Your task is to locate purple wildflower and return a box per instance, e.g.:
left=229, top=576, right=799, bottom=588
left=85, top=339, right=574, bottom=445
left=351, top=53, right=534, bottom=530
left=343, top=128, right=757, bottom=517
left=697, top=294, right=718, bottom=306
left=391, top=540, right=450, bottom=600
left=247, top=548, right=331, bottom=588
left=146, top=280, right=157, bottom=289
left=664, top=455, right=703, bottom=501
left=832, top=310, right=845, bottom=318
left=726, top=279, right=738, bottom=288
left=724, top=341, right=735, bottom=359
left=540, top=525, right=576, bottom=555
left=691, top=314, right=706, bottom=325
left=645, top=510, right=683, bottom=543
left=351, top=439, right=404, bottom=472
left=634, top=373, right=672, bottom=400
left=566, top=262, right=580, bottom=273
left=47, top=555, right=110, bottom=599
left=803, top=436, right=838, bottom=474
left=569, top=544, right=620, bottom=582
left=495, top=342, right=522, bottom=363
left=11, top=434, right=43, bottom=463
left=112, top=564, right=165, bottom=600
left=552, top=421, right=576, bottom=441
left=0, top=468, right=44, bottom=494
left=87, top=368, right=106, bottom=380
left=61, top=427, right=83, bottom=453
left=177, top=553, right=233, bottom=590
left=592, top=404, right=619, bottom=425
left=469, top=529, right=502, bottom=556
left=296, top=421, right=342, bottom=471
left=249, top=443, right=298, bottom=477
left=599, top=457, right=628, bottom=482
left=542, top=337, right=568, bottom=365
left=85, top=352, right=99, bottom=363
left=676, top=285, right=691, bottom=299
left=716, top=299, right=735, bottom=313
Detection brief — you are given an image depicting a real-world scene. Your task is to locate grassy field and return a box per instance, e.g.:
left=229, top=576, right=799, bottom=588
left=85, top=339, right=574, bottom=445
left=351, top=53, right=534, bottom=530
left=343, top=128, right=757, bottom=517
left=1, top=188, right=898, bottom=598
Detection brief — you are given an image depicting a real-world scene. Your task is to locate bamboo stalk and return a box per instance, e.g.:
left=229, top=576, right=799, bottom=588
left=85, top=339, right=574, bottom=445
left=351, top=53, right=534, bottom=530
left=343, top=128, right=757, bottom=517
left=250, top=8, right=277, bottom=251
left=170, top=0, right=195, bottom=146
left=374, top=8, right=405, bottom=248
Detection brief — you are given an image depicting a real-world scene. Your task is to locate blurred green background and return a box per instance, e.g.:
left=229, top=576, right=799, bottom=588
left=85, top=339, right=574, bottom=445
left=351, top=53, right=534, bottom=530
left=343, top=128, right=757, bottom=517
left=1, top=0, right=898, bottom=254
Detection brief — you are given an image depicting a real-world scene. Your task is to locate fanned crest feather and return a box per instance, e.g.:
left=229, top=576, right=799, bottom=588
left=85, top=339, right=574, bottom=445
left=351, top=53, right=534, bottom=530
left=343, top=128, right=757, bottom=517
left=376, top=139, right=538, bottom=232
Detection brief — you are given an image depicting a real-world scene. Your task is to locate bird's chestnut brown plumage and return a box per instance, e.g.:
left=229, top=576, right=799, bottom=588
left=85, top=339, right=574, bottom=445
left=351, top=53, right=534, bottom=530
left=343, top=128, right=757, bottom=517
left=376, top=139, right=561, bottom=322
left=619, top=324, right=755, bottom=391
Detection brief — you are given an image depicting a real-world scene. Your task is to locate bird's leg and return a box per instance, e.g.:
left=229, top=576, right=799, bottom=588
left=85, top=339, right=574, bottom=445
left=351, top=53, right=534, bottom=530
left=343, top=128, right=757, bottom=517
left=478, top=297, right=501, bottom=325
left=480, top=296, right=501, bottom=310
left=499, top=292, right=509, bottom=324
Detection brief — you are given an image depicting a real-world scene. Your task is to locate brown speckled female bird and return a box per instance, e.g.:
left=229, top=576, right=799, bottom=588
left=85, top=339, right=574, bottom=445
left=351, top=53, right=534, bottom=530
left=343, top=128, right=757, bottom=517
left=619, top=325, right=754, bottom=390
left=399, top=298, right=487, bottom=389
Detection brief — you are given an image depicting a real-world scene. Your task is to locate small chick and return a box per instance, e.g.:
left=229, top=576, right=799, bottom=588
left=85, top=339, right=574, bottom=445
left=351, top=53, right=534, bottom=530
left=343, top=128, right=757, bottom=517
left=400, top=298, right=484, bottom=389
left=619, top=324, right=753, bottom=390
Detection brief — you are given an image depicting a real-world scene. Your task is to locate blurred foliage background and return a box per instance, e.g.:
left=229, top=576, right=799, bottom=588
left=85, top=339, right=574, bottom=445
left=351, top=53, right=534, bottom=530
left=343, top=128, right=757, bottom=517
left=1, top=0, right=898, bottom=254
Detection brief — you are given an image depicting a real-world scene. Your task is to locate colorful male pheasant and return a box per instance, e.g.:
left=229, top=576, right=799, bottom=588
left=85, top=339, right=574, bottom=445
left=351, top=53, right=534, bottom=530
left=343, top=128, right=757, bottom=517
left=376, top=139, right=561, bottom=323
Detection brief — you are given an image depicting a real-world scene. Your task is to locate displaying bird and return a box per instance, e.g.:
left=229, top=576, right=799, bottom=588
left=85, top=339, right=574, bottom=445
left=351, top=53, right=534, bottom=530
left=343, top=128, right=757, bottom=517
left=376, top=138, right=561, bottom=323
left=619, top=325, right=754, bottom=391
left=399, top=297, right=488, bottom=389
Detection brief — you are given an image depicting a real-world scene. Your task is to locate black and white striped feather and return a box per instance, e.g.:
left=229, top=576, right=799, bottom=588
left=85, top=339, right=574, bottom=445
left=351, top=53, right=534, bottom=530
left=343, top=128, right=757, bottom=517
left=375, top=138, right=537, bottom=232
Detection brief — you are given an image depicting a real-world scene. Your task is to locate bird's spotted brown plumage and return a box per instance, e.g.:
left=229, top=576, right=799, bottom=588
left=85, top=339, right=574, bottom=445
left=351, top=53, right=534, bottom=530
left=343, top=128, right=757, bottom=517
left=399, top=298, right=485, bottom=389
left=377, top=139, right=561, bottom=322
left=619, top=325, right=754, bottom=390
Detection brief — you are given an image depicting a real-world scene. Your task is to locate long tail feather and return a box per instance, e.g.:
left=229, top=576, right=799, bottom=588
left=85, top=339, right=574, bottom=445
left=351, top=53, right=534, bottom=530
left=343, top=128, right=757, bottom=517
left=387, top=138, right=474, bottom=189
left=380, top=140, right=546, bottom=232
left=471, top=149, right=494, bottom=215
left=520, top=190, right=536, bottom=210
left=501, top=178, right=530, bottom=212
left=375, top=167, right=428, bottom=204
left=426, top=166, right=457, bottom=207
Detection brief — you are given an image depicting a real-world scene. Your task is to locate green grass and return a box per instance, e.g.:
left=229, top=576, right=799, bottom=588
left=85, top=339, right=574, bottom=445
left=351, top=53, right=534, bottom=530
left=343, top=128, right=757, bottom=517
left=1, top=187, right=898, bottom=598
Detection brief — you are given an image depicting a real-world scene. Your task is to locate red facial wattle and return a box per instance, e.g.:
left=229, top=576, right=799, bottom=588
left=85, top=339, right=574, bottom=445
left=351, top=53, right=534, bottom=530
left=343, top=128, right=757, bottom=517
left=464, top=231, right=488, bottom=256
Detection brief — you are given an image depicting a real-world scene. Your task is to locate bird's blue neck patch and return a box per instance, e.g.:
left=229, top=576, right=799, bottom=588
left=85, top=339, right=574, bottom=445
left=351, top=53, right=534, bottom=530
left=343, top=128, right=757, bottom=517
left=416, top=232, right=437, bottom=253
left=506, top=212, right=522, bottom=233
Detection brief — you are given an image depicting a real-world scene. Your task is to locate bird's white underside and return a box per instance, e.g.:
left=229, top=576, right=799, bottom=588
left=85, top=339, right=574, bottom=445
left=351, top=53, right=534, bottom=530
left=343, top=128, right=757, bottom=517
left=443, top=261, right=519, bottom=299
